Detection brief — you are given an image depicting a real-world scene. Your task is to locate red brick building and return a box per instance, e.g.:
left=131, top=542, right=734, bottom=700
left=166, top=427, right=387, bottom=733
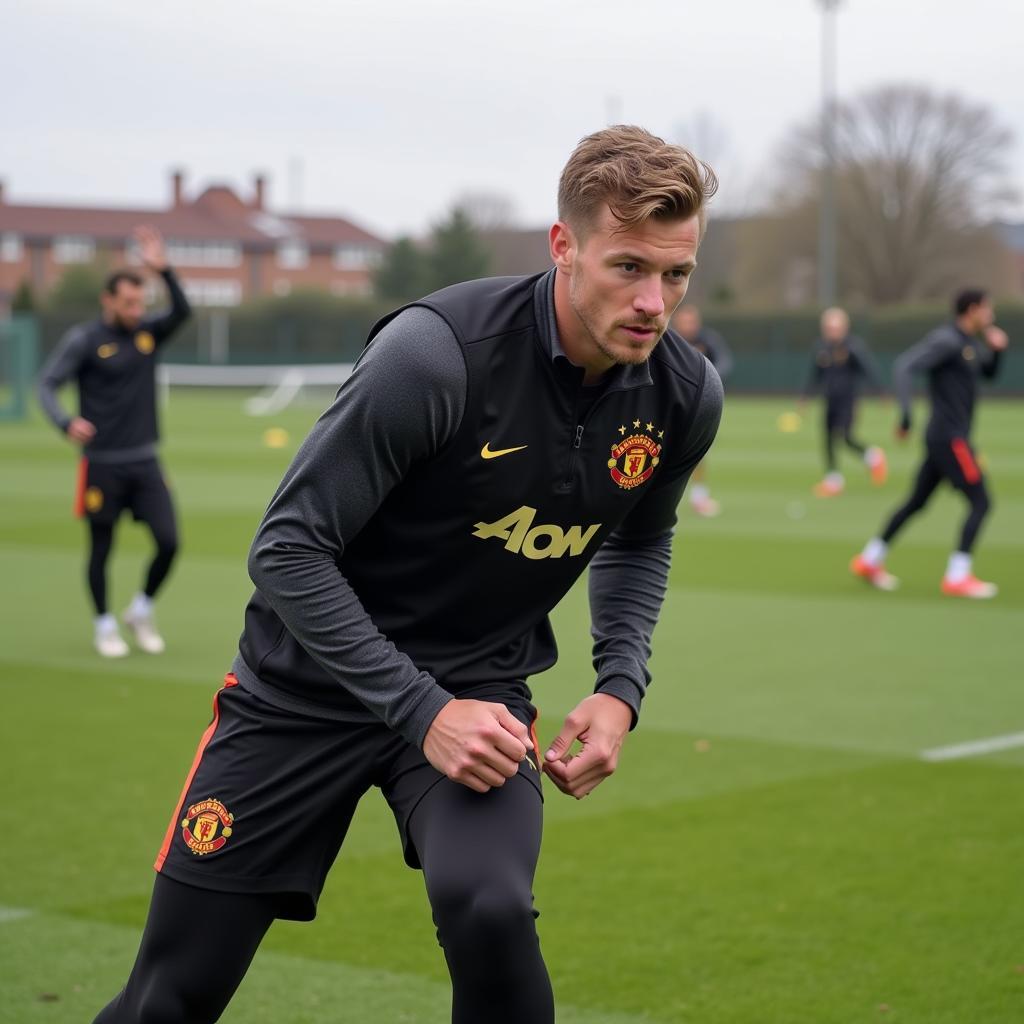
left=0, top=171, right=386, bottom=312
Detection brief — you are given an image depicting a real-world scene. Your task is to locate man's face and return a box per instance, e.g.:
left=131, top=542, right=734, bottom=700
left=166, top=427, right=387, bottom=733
left=821, top=310, right=849, bottom=343
left=552, top=204, right=700, bottom=372
left=101, top=281, right=146, bottom=331
left=674, top=305, right=701, bottom=340
left=967, top=299, right=995, bottom=332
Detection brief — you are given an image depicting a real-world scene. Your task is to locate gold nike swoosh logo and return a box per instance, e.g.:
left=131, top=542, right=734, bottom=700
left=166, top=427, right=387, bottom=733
left=481, top=442, right=528, bottom=460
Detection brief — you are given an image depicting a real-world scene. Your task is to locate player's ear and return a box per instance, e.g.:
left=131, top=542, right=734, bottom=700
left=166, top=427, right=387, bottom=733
left=549, top=221, right=576, bottom=271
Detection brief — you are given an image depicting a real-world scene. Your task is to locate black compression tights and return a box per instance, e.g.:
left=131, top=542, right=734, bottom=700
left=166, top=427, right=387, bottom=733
left=881, top=459, right=991, bottom=554
left=87, top=522, right=115, bottom=616
left=86, top=521, right=178, bottom=616
left=93, top=777, right=551, bottom=1024
left=825, top=429, right=867, bottom=472
left=92, top=875, right=275, bottom=1024
left=409, top=774, right=553, bottom=1024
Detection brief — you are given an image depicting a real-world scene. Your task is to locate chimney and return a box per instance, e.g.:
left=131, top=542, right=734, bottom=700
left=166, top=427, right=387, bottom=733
left=252, top=173, right=267, bottom=211
left=171, top=168, right=185, bottom=208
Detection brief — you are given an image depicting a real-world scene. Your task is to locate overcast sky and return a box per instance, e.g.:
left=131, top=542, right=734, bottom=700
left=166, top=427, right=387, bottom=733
left=3, top=0, right=1022, bottom=238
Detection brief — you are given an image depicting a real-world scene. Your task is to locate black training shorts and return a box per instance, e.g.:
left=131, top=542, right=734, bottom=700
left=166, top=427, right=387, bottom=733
left=75, top=456, right=175, bottom=530
left=154, top=675, right=542, bottom=921
left=925, top=434, right=986, bottom=493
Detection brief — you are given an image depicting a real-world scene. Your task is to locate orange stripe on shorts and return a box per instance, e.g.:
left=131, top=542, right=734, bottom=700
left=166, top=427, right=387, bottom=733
left=73, top=457, right=88, bottom=518
left=154, top=674, right=239, bottom=872
left=951, top=438, right=981, bottom=485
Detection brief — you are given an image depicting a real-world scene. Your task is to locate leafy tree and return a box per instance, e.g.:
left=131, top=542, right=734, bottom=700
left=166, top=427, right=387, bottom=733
left=11, top=279, right=35, bottom=313
left=47, top=263, right=107, bottom=312
left=373, top=236, right=427, bottom=303
left=425, top=207, right=491, bottom=292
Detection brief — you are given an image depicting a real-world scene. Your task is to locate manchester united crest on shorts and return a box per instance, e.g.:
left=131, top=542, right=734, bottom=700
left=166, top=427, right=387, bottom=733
left=608, top=421, right=663, bottom=490
left=181, top=798, right=234, bottom=856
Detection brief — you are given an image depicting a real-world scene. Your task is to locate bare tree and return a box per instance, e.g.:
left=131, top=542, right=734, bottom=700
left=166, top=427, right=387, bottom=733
left=452, top=190, right=520, bottom=231
left=775, top=84, right=1017, bottom=304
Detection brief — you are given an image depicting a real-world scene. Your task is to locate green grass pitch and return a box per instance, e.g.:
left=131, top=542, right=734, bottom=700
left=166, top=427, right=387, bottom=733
left=2, top=389, right=1022, bottom=1023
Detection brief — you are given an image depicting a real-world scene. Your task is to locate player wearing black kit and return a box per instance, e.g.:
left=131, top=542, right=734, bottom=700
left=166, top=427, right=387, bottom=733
left=851, top=288, right=1008, bottom=597
left=800, top=306, right=888, bottom=497
left=38, top=226, right=190, bottom=656
left=91, top=127, right=723, bottom=1024
left=673, top=303, right=732, bottom=516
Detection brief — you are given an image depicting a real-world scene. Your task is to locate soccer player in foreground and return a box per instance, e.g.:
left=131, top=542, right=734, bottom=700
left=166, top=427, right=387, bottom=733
left=673, top=303, right=732, bottom=516
left=38, top=226, right=190, bottom=656
left=801, top=306, right=888, bottom=497
left=851, top=289, right=1008, bottom=597
left=91, top=126, right=723, bottom=1024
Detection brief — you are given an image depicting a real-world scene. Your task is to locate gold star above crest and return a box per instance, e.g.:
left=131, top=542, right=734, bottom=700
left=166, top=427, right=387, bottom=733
left=617, top=425, right=626, bottom=436
left=632, top=419, right=641, bottom=429
left=645, top=422, right=654, bottom=432
left=658, top=429, right=665, bottom=439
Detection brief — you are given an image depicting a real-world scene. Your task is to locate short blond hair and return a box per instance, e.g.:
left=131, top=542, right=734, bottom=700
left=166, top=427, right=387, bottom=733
left=558, top=125, right=718, bottom=237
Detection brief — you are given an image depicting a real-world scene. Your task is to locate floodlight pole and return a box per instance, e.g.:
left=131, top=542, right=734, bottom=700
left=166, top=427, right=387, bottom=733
left=817, top=0, right=841, bottom=307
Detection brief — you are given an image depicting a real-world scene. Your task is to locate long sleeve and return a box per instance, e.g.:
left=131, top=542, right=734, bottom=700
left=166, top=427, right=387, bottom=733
left=893, top=329, right=961, bottom=428
left=980, top=346, right=1003, bottom=380
left=145, top=268, right=191, bottom=343
left=587, top=360, right=724, bottom=723
left=36, top=325, right=90, bottom=433
left=802, top=343, right=823, bottom=398
left=245, top=306, right=467, bottom=747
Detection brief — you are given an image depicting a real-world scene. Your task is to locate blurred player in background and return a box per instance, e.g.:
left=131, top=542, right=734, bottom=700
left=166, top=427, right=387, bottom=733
left=673, top=303, right=732, bottom=516
left=800, top=306, right=887, bottom=497
left=91, top=127, right=722, bottom=1024
left=37, top=226, right=190, bottom=656
left=851, top=289, right=1008, bottom=597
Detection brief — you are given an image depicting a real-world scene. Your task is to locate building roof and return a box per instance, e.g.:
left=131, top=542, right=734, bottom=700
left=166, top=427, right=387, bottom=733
left=0, top=176, right=385, bottom=250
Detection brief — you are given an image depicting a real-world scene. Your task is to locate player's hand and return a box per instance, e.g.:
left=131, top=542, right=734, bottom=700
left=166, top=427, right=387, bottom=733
left=983, top=325, right=1009, bottom=351
left=66, top=417, right=96, bottom=443
left=134, top=224, right=168, bottom=272
left=543, top=693, right=633, bottom=800
left=422, top=699, right=530, bottom=793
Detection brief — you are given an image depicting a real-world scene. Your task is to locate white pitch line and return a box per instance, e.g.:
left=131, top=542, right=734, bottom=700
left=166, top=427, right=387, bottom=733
left=920, top=732, right=1024, bottom=763
left=0, top=905, right=34, bottom=923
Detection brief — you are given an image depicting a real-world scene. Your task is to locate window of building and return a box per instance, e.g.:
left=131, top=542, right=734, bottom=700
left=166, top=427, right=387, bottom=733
left=53, top=235, right=96, bottom=263
left=183, top=279, right=243, bottom=307
left=333, top=244, right=381, bottom=271
left=0, top=233, right=23, bottom=262
left=166, top=240, right=242, bottom=268
left=276, top=240, right=309, bottom=270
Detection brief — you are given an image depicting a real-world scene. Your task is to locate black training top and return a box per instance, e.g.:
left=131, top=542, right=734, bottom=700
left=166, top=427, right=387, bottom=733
left=803, top=334, right=883, bottom=402
left=893, top=323, right=1002, bottom=441
left=37, top=269, right=191, bottom=462
left=236, top=271, right=723, bottom=747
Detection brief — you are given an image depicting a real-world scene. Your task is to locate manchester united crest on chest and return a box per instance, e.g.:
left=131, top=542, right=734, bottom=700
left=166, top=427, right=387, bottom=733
left=607, top=420, right=663, bottom=490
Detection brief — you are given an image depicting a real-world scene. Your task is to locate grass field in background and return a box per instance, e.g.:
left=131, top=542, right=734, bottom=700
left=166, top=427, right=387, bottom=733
left=2, top=390, right=1022, bottom=1023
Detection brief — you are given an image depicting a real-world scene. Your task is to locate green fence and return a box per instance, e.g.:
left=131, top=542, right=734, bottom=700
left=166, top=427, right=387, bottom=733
left=26, top=301, right=1024, bottom=396
left=0, top=316, right=39, bottom=421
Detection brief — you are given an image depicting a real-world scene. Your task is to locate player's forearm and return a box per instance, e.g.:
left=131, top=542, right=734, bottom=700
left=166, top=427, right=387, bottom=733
left=587, top=531, right=673, bottom=726
left=37, top=377, right=72, bottom=432
left=36, top=333, right=87, bottom=432
left=247, top=540, right=453, bottom=746
left=980, top=347, right=1003, bottom=380
left=149, top=268, right=191, bottom=339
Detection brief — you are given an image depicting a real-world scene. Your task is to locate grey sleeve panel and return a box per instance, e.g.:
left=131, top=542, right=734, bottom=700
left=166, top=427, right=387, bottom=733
left=37, top=325, right=90, bottom=432
left=587, top=360, right=725, bottom=724
left=246, top=306, right=467, bottom=747
left=893, top=329, right=961, bottom=425
left=588, top=532, right=673, bottom=726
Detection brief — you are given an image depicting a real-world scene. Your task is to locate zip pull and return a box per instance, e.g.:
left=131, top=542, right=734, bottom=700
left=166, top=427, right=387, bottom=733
left=573, top=424, right=584, bottom=449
